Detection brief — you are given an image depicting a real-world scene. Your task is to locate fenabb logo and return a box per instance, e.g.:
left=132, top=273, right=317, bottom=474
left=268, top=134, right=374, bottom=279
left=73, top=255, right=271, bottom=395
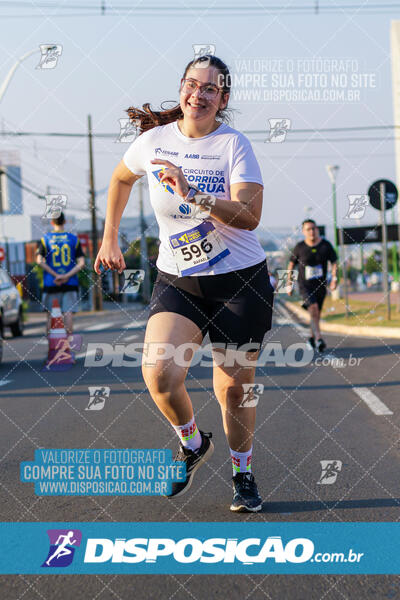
left=154, top=147, right=179, bottom=157
left=83, top=536, right=315, bottom=564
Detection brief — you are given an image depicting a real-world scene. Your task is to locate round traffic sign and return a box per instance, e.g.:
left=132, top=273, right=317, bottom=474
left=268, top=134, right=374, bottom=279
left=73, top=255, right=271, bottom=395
left=0, top=247, right=5, bottom=261
left=368, top=179, right=398, bottom=211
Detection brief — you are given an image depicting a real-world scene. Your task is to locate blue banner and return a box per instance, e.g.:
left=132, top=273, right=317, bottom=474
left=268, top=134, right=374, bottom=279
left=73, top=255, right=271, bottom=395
left=0, top=522, right=398, bottom=574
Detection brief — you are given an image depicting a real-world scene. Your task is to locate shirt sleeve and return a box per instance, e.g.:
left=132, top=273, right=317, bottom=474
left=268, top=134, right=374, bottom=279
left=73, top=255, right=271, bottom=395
left=75, top=240, right=84, bottom=259
left=230, top=134, right=263, bottom=186
left=289, top=244, right=299, bottom=265
left=122, top=133, right=147, bottom=176
left=327, top=241, right=337, bottom=263
left=37, top=238, right=46, bottom=257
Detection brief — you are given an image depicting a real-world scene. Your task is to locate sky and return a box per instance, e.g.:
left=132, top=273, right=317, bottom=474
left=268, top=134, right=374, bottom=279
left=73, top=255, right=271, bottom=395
left=0, top=0, right=399, bottom=245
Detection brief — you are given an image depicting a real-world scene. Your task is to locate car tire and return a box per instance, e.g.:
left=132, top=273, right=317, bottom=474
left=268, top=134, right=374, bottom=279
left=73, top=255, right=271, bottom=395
left=0, top=318, right=3, bottom=363
left=10, top=308, right=24, bottom=337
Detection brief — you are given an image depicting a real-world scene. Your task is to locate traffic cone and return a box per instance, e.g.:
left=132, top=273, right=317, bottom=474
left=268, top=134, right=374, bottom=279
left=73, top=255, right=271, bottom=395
left=45, top=298, right=74, bottom=368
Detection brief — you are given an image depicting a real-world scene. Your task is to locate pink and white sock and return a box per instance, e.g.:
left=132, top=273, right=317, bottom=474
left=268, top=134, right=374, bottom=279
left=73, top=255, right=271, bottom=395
left=172, top=416, right=202, bottom=451
left=230, top=447, right=252, bottom=475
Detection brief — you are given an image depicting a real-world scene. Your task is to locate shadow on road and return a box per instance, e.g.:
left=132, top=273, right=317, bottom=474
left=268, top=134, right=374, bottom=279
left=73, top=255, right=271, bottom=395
left=263, top=497, right=400, bottom=513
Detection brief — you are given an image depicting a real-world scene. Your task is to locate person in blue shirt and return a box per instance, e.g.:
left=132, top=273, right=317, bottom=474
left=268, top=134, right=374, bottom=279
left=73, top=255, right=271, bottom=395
left=36, top=212, right=85, bottom=335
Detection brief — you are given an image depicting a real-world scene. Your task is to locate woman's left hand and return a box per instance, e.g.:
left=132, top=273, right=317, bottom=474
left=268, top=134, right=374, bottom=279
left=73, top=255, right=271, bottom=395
left=151, top=159, right=189, bottom=198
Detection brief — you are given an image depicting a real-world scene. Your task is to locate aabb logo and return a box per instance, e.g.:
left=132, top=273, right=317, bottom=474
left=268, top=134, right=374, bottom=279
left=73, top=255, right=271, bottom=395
left=184, top=153, right=199, bottom=159
left=42, top=529, right=82, bottom=567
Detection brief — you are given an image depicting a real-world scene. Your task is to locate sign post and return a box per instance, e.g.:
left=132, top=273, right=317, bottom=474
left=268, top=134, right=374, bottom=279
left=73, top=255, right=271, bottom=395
left=338, top=228, right=349, bottom=318
left=379, top=182, right=391, bottom=321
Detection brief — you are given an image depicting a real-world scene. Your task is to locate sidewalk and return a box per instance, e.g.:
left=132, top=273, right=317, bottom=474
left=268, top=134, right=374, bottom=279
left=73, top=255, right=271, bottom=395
left=348, top=291, right=400, bottom=305
left=25, top=301, right=148, bottom=324
left=283, top=299, right=400, bottom=340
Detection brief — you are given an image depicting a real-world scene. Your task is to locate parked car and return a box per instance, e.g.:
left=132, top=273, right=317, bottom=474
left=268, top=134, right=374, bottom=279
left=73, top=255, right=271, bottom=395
left=0, top=269, right=24, bottom=362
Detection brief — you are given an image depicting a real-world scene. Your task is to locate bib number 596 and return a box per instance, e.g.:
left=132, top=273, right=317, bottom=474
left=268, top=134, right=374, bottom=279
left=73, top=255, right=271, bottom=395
left=181, top=237, right=213, bottom=261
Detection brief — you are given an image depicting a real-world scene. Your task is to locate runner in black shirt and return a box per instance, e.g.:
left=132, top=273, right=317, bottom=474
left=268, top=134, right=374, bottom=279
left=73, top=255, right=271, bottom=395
left=287, top=219, right=338, bottom=352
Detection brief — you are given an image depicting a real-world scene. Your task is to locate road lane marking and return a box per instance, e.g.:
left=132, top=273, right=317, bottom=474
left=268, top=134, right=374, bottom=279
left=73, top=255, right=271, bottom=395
left=24, top=327, right=46, bottom=336
left=124, top=319, right=147, bottom=330
left=123, top=334, right=140, bottom=341
left=0, top=380, right=12, bottom=387
left=83, top=322, right=116, bottom=332
left=353, top=387, right=393, bottom=415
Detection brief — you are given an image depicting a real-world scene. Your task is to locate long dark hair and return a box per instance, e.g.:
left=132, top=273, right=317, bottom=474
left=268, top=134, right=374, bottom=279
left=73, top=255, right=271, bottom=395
left=126, top=55, right=232, bottom=134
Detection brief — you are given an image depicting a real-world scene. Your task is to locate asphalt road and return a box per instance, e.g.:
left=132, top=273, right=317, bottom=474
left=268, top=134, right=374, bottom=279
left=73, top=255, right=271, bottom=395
left=0, top=299, right=399, bottom=599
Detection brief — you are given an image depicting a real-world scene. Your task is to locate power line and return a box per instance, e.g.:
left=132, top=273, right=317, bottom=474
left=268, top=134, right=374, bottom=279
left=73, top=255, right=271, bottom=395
left=0, top=124, right=398, bottom=139
left=251, top=136, right=399, bottom=143
left=0, top=2, right=400, bottom=16
left=1, top=168, right=45, bottom=199
left=0, top=1, right=399, bottom=10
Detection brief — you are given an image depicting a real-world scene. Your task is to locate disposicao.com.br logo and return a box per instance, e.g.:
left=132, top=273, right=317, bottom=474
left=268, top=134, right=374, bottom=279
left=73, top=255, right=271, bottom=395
left=82, top=536, right=363, bottom=565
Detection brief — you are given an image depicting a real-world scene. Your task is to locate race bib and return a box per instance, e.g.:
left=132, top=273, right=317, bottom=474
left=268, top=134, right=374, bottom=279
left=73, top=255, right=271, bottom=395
left=305, top=264, right=323, bottom=280
left=169, top=221, right=230, bottom=276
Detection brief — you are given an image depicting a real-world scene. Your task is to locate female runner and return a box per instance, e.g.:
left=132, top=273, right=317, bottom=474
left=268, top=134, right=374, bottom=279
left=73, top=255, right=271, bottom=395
left=95, top=54, right=274, bottom=512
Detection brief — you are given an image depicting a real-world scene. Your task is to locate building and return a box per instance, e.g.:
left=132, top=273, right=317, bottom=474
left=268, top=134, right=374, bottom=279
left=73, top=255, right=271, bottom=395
left=0, top=151, right=23, bottom=215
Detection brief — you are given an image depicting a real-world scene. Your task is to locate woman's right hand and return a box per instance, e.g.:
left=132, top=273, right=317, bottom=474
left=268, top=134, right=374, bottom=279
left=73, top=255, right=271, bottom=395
left=94, top=240, right=126, bottom=274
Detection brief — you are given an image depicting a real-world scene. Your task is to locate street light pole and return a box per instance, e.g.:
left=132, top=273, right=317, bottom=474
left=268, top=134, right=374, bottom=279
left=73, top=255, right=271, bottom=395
left=326, top=165, right=340, bottom=259
left=88, top=114, right=102, bottom=311
left=0, top=48, right=39, bottom=103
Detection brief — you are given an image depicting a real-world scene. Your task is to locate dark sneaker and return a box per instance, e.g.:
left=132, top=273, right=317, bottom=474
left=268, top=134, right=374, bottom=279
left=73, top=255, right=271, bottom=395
left=230, top=472, right=262, bottom=512
left=167, top=431, right=214, bottom=498
left=316, top=338, right=326, bottom=353
left=307, top=337, right=315, bottom=350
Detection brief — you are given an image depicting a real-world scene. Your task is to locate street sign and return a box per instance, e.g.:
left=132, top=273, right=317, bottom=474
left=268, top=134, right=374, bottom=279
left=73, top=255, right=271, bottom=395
left=338, top=224, right=399, bottom=245
left=0, top=247, right=5, bottom=262
left=368, top=179, right=398, bottom=210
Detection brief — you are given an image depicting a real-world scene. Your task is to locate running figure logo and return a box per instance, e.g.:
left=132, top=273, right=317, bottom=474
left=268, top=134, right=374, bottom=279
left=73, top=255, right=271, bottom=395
left=42, top=529, right=82, bottom=567
left=344, top=195, right=369, bottom=220
left=36, top=44, right=63, bottom=69
left=276, top=270, right=298, bottom=294
left=42, top=334, right=82, bottom=372
left=116, top=118, right=140, bottom=143
left=121, top=270, right=145, bottom=293
left=86, top=386, right=110, bottom=411
left=43, top=194, right=67, bottom=219
left=192, top=44, right=216, bottom=67
left=265, top=119, right=291, bottom=143
left=317, top=460, right=342, bottom=485
left=239, top=383, right=264, bottom=408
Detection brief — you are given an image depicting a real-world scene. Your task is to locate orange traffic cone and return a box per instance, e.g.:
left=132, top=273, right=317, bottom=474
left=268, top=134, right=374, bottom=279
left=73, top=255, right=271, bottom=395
left=45, top=298, right=74, bottom=369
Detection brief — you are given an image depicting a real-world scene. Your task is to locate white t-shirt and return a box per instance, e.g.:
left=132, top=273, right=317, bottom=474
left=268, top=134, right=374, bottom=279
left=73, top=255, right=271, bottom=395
left=123, top=120, right=265, bottom=276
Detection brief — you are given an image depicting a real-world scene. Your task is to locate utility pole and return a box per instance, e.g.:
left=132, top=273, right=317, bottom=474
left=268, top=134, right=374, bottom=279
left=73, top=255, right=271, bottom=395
left=0, top=168, right=10, bottom=273
left=138, top=178, right=151, bottom=304
left=88, top=114, right=102, bottom=311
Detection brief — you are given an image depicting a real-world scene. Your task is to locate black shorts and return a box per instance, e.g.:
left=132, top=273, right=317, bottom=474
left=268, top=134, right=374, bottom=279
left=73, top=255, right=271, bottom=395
left=149, top=260, right=274, bottom=346
left=300, top=281, right=327, bottom=310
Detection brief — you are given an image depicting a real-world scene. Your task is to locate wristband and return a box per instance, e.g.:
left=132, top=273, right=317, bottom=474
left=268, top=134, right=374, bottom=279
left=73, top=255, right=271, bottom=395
left=184, top=186, right=216, bottom=209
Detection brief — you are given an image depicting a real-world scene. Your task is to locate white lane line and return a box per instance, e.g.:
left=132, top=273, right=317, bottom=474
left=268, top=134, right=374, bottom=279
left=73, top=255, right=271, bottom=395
left=353, top=387, right=393, bottom=415
left=83, top=322, right=116, bottom=332
left=0, top=380, right=12, bottom=387
left=123, top=333, right=140, bottom=342
left=24, top=327, right=46, bottom=336
left=124, top=319, right=147, bottom=330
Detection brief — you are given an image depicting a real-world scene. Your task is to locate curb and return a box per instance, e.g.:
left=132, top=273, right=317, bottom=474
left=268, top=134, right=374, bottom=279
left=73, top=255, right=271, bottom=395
left=283, top=300, right=400, bottom=340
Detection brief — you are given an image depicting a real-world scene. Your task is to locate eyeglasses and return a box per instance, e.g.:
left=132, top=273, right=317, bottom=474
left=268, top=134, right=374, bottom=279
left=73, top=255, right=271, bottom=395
left=181, top=78, right=222, bottom=99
